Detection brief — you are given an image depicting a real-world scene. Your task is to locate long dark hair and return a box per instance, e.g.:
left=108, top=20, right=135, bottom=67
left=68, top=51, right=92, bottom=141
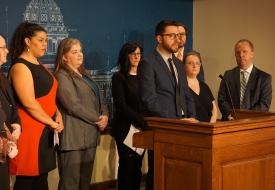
left=117, top=42, right=143, bottom=77
left=9, top=21, right=46, bottom=64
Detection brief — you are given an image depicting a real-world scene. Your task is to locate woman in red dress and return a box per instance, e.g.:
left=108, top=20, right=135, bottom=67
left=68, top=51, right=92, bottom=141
left=9, top=22, right=64, bottom=190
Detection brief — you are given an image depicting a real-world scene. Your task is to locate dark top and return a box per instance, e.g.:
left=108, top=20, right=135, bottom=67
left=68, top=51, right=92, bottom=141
left=13, top=58, right=53, bottom=100
left=0, top=72, right=20, bottom=130
left=0, top=71, right=20, bottom=190
left=82, top=75, right=100, bottom=105
left=111, top=72, right=144, bottom=142
left=189, top=81, right=214, bottom=122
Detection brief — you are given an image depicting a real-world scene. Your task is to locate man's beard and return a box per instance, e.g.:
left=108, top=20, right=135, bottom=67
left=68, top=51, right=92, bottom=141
left=162, top=42, right=179, bottom=53
left=178, top=42, right=185, bottom=49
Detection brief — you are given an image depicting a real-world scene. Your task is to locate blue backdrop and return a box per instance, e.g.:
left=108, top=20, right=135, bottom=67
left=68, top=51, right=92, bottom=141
left=0, top=0, right=193, bottom=71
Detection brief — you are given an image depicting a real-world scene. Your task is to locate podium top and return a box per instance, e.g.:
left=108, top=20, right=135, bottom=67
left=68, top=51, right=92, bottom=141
left=145, top=110, right=275, bottom=135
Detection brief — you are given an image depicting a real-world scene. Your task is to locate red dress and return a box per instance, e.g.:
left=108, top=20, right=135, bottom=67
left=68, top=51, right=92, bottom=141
left=10, top=58, right=58, bottom=176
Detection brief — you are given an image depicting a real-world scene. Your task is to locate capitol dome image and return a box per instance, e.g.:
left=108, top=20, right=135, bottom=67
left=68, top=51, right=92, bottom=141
left=23, top=0, right=69, bottom=67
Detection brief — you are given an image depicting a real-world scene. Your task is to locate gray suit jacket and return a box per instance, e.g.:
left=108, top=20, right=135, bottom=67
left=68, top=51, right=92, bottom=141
left=138, top=50, right=196, bottom=118
left=218, top=66, right=272, bottom=120
left=55, top=68, right=108, bottom=150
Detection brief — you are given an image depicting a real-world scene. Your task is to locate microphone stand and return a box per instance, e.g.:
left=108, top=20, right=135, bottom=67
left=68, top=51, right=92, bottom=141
left=219, top=74, right=237, bottom=120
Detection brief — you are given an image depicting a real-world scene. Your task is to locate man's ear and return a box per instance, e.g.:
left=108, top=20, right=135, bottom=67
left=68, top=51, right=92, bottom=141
left=156, top=35, right=162, bottom=44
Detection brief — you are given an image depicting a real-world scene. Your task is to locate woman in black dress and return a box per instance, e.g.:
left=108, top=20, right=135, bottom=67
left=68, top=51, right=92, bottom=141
left=183, top=51, right=217, bottom=122
left=0, top=34, right=21, bottom=190
left=111, top=42, right=144, bottom=190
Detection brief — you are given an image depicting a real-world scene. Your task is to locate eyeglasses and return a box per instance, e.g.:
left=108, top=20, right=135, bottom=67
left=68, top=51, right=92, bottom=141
left=186, top=62, right=201, bottom=66
left=161, top=32, right=186, bottom=40
left=129, top=52, right=142, bottom=57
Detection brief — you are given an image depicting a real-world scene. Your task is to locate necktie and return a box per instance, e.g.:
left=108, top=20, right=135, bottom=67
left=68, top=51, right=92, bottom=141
left=177, top=52, right=183, bottom=62
left=168, top=58, right=182, bottom=116
left=240, top=71, right=248, bottom=108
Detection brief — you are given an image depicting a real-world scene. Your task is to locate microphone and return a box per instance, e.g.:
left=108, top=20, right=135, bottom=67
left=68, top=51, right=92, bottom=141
left=219, top=74, right=237, bottom=120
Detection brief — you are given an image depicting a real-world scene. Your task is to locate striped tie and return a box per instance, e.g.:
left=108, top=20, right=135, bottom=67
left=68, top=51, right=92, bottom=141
left=240, top=71, right=248, bottom=108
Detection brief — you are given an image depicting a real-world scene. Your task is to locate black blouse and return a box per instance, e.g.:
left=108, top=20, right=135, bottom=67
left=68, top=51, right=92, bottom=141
left=111, top=72, right=144, bottom=141
left=189, top=81, right=214, bottom=122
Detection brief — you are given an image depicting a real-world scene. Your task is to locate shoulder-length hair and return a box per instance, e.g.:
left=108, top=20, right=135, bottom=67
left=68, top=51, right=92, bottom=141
left=117, top=42, right=143, bottom=76
left=54, top=37, right=85, bottom=75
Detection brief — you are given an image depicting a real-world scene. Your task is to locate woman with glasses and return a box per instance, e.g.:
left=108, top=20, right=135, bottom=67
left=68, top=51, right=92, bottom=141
left=111, top=42, right=145, bottom=190
left=184, top=51, right=217, bottom=122
left=0, top=34, right=21, bottom=190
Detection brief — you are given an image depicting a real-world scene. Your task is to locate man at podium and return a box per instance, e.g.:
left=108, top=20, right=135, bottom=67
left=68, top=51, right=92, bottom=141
left=138, top=20, right=196, bottom=190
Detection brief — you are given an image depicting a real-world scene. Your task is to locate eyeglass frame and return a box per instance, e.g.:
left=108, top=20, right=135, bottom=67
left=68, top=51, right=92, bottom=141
left=185, top=61, right=202, bottom=67
left=129, top=52, right=142, bottom=57
left=161, top=32, right=186, bottom=40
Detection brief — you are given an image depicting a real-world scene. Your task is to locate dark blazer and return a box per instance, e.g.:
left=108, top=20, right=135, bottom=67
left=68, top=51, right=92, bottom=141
left=218, top=66, right=272, bottom=120
left=111, top=72, right=144, bottom=142
left=138, top=50, right=196, bottom=118
left=0, top=72, right=20, bottom=130
left=55, top=68, right=108, bottom=150
left=0, top=72, right=20, bottom=190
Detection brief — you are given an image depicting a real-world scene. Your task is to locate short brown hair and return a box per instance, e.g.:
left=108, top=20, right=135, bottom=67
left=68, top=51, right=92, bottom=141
left=155, top=20, right=178, bottom=36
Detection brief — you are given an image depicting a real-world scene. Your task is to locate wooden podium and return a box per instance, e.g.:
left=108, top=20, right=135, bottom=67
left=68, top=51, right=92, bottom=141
left=133, top=110, right=275, bottom=190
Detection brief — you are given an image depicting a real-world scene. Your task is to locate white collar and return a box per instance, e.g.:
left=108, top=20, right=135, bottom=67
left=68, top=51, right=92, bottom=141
left=156, top=47, right=172, bottom=64
left=240, top=64, right=253, bottom=74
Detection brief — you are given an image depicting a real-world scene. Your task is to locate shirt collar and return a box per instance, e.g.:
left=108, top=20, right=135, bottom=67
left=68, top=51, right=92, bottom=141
left=240, top=64, right=253, bottom=74
left=156, top=47, right=172, bottom=64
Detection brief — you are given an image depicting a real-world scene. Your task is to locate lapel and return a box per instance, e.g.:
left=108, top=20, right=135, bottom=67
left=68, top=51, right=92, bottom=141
left=242, top=66, right=258, bottom=107
left=0, top=73, right=14, bottom=106
left=245, top=66, right=257, bottom=93
left=153, top=50, right=176, bottom=87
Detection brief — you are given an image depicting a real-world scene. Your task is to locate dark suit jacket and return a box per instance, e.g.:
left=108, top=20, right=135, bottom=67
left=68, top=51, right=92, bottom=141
left=0, top=72, right=20, bottom=131
left=138, top=50, right=196, bottom=118
left=111, top=72, right=144, bottom=142
left=218, top=66, right=272, bottom=120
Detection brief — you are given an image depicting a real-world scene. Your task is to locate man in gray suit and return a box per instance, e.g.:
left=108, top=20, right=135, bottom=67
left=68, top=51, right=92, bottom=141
left=138, top=20, right=196, bottom=190
left=218, top=39, right=272, bottom=120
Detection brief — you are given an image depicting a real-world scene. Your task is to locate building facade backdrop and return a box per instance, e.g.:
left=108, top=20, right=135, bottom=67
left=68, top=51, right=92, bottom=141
left=0, top=0, right=193, bottom=119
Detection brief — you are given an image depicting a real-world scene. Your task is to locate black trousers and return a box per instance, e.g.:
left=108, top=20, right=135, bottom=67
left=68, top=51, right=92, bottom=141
left=145, top=150, right=154, bottom=190
left=116, top=141, right=144, bottom=190
left=13, top=173, right=49, bottom=190
left=0, top=162, right=10, bottom=190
